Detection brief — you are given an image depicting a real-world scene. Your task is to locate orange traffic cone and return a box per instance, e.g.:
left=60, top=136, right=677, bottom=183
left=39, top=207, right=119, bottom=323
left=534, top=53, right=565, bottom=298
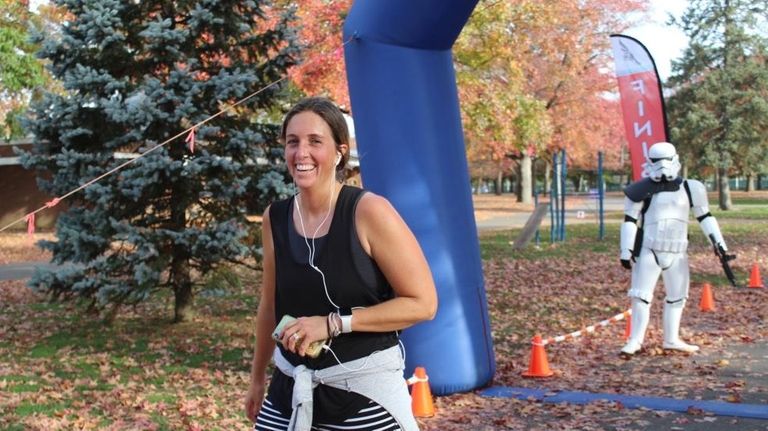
left=522, top=334, right=554, bottom=378
left=700, top=282, right=715, bottom=311
left=408, top=366, right=435, bottom=418
left=748, top=263, right=764, bottom=289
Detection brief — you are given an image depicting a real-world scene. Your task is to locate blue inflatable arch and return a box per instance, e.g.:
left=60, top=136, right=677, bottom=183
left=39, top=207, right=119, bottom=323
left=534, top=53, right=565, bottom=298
left=343, top=0, right=494, bottom=395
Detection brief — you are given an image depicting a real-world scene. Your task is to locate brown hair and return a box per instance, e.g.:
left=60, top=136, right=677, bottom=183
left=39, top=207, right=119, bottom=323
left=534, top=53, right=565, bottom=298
left=280, top=97, right=350, bottom=172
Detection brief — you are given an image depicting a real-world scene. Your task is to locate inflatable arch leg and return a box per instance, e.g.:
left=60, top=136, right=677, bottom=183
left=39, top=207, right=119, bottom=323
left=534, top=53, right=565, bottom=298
left=343, top=0, right=494, bottom=395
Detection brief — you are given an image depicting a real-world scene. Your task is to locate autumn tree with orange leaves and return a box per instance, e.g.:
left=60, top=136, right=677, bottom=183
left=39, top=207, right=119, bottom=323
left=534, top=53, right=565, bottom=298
left=275, top=0, right=352, bottom=109
left=455, top=1, right=552, bottom=202
left=456, top=0, right=646, bottom=201
left=280, top=0, right=646, bottom=201
left=515, top=0, right=645, bottom=167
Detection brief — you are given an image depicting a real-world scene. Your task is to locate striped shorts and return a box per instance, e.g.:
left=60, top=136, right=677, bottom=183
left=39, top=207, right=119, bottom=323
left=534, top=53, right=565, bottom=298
left=254, top=398, right=402, bottom=431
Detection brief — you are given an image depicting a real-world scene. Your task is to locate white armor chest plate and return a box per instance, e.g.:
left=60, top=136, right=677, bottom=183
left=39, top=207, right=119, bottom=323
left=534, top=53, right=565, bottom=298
left=642, top=188, right=689, bottom=252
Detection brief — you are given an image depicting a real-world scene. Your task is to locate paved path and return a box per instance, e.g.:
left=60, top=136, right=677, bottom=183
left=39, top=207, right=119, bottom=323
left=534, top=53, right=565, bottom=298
left=475, top=194, right=624, bottom=231
left=0, top=261, right=61, bottom=281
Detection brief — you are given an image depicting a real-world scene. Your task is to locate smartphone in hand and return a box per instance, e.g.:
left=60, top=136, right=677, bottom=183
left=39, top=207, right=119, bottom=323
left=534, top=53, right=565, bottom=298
left=272, top=315, right=326, bottom=358
left=272, top=315, right=297, bottom=341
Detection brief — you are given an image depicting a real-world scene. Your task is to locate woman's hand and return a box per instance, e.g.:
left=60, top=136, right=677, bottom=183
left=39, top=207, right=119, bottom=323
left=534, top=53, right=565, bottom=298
left=280, top=315, right=329, bottom=357
left=244, top=379, right=266, bottom=422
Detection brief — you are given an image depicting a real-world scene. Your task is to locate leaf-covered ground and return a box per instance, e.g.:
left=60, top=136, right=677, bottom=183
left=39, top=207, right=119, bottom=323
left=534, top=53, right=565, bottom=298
left=1, top=193, right=767, bottom=430
left=423, top=192, right=768, bottom=430
left=1, top=276, right=262, bottom=430
left=424, top=236, right=768, bottom=430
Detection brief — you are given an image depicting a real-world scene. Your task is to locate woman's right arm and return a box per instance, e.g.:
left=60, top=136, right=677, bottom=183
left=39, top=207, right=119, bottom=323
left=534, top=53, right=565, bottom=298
left=245, top=206, right=277, bottom=421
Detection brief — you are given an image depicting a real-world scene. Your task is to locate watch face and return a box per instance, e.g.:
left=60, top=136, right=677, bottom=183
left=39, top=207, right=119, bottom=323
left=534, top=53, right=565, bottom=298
left=340, top=315, right=352, bottom=333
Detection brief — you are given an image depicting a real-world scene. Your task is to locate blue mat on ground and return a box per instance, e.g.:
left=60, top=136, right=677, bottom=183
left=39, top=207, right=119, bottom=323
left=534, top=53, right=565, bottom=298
left=480, top=387, right=768, bottom=419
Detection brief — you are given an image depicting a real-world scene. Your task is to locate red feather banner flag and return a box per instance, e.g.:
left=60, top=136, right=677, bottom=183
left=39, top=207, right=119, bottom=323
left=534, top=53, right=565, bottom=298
left=610, top=34, right=669, bottom=181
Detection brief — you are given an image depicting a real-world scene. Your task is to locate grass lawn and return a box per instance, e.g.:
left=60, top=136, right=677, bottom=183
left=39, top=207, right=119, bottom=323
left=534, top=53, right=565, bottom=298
left=1, top=270, right=259, bottom=430
left=1, top=193, right=767, bottom=430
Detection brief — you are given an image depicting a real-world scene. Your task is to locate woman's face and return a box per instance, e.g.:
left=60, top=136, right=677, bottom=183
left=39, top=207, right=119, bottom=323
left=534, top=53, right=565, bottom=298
left=284, top=111, right=338, bottom=190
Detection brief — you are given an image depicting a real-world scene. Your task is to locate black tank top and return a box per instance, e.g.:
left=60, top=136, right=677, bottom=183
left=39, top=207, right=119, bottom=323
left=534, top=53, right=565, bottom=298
left=267, top=185, right=398, bottom=422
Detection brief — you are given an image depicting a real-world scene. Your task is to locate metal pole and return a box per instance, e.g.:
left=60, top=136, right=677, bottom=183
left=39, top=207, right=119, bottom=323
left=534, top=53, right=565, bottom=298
left=534, top=187, right=540, bottom=247
left=560, top=149, right=567, bottom=241
left=598, top=151, right=605, bottom=240
left=550, top=152, right=558, bottom=243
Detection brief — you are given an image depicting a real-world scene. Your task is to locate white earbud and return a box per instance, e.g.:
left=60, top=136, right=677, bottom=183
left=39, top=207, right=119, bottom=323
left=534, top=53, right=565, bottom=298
left=334, top=153, right=342, bottom=166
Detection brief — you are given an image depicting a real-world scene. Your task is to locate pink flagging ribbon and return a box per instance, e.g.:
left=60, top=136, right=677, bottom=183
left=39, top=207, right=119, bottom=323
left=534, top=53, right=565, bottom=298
left=185, top=128, right=196, bottom=153
left=46, top=197, right=61, bottom=208
left=26, top=213, right=35, bottom=240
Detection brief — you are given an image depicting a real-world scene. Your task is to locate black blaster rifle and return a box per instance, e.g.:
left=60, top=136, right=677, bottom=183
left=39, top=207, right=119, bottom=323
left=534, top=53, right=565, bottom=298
left=709, top=234, right=738, bottom=287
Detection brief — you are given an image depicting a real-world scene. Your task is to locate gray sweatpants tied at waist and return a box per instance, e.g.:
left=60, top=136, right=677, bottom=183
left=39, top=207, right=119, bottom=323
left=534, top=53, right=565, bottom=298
left=273, top=345, right=419, bottom=431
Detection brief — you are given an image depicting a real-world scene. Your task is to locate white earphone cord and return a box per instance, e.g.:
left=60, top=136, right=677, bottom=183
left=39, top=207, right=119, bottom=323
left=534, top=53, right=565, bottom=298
left=293, top=165, right=406, bottom=372
left=294, top=170, right=340, bottom=310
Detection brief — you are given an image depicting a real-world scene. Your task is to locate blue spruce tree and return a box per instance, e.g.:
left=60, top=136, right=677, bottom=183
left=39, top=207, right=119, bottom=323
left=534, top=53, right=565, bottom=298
left=21, top=0, right=299, bottom=322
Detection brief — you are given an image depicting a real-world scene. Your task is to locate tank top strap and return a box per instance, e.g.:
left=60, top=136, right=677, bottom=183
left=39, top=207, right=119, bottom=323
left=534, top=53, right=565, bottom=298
left=329, top=185, right=365, bottom=232
left=269, top=196, right=292, bottom=247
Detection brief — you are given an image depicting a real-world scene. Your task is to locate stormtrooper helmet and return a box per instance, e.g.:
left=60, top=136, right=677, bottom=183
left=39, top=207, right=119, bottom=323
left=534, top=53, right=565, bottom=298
left=645, top=142, right=681, bottom=182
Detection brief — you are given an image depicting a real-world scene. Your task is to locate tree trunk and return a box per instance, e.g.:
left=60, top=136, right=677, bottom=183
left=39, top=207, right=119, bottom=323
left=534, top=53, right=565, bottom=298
left=620, top=144, right=629, bottom=184
left=519, top=153, right=532, bottom=204
left=86, top=299, right=100, bottom=316
left=174, top=274, right=194, bottom=323
left=172, top=243, right=194, bottom=322
left=103, top=302, right=121, bottom=325
left=718, top=167, right=733, bottom=210
left=681, top=164, right=688, bottom=180
left=746, top=173, right=755, bottom=192
left=171, top=187, right=193, bottom=322
left=496, top=169, right=503, bottom=196
left=544, top=160, right=551, bottom=194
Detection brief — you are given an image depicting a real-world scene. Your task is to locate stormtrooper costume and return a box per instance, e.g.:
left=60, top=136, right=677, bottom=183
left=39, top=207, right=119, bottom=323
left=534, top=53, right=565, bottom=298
left=619, top=142, right=727, bottom=355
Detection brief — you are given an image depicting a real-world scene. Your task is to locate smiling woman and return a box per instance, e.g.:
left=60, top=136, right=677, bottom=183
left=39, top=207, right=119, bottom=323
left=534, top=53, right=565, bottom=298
left=244, top=97, right=437, bottom=430
left=281, top=100, right=349, bottom=195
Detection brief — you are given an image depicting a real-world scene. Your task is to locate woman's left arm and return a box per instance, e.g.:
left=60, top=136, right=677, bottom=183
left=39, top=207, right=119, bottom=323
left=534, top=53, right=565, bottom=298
left=351, top=192, right=437, bottom=332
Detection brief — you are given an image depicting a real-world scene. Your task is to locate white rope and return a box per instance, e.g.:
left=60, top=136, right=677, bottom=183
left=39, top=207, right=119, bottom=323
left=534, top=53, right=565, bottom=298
left=541, top=309, right=631, bottom=346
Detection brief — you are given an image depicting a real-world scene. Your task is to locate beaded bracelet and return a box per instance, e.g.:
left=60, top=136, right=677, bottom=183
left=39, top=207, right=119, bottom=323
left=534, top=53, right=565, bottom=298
left=327, top=312, right=341, bottom=338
